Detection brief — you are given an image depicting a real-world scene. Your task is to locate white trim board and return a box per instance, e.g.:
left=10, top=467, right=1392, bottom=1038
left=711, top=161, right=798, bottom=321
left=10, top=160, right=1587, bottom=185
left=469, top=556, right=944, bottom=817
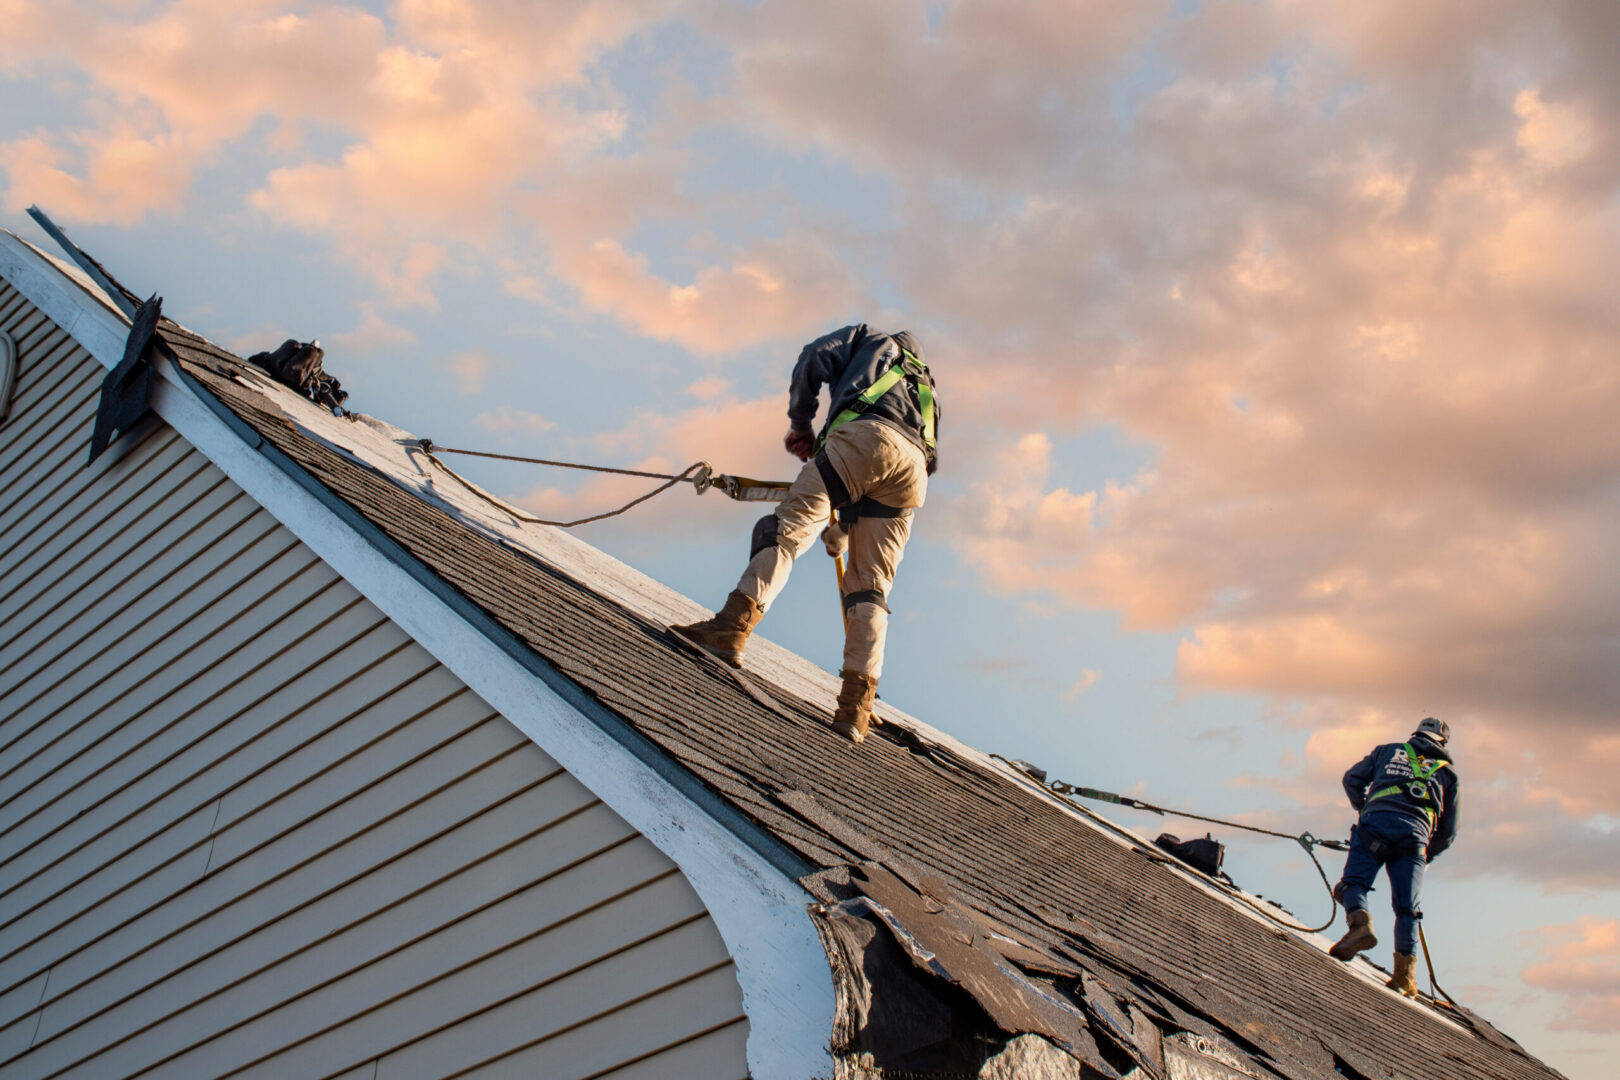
left=0, top=228, right=838, bottom=1080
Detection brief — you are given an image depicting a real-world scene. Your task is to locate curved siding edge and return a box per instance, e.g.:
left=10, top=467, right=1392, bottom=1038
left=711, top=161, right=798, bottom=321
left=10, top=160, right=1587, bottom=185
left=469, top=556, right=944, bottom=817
left=0, top=229, right=839, bottom=1080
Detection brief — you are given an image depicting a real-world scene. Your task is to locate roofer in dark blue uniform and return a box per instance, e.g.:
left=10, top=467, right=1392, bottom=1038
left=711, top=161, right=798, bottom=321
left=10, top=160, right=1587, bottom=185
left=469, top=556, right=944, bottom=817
left=673, top=325, right=938, bottom=744
left=1328, top=716, right=1460, bottom=995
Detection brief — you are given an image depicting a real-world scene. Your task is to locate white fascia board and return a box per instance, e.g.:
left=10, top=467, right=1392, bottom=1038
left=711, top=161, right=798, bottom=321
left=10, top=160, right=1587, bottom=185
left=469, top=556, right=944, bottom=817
left=0, top=230, right=838, bottom=1079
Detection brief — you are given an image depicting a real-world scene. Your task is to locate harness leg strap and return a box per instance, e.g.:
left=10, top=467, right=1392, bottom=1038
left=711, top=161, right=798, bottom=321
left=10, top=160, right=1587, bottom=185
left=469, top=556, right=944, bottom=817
left=814, top=452, right=851, bottom=510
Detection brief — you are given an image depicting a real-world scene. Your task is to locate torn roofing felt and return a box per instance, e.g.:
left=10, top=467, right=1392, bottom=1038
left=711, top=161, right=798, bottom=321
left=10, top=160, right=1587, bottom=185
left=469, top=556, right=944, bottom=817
left=139, top=314, right=1563, bottom=1080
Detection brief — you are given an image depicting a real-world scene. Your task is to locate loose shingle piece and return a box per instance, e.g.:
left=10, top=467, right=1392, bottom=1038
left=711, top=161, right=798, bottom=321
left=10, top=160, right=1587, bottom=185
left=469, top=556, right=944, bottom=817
left=159, top=320, right=1563, bottom=1080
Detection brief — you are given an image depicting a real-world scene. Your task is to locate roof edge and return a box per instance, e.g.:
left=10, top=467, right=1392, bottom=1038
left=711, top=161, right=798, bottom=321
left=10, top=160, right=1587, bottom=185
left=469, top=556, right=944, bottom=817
left=0, top=228, right=839, bottom=1080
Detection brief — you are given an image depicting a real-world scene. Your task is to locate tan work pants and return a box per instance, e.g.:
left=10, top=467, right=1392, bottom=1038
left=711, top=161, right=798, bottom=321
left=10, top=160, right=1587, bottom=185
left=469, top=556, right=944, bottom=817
left=736, top=420, right=928, bottom=678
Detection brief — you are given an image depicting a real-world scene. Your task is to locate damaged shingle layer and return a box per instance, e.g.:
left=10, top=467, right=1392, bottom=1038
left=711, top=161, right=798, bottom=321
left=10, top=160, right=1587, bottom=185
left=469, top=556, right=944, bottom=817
left=159, top=324, right=1564, bottom=1080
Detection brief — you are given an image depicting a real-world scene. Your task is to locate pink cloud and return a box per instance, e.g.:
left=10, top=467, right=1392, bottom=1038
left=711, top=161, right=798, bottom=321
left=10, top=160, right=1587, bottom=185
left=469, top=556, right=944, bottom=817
left=514, top=154, right=862, bottom=354
left=1524, top=918, right=1620, bottom=1033
left=446, top=351, right=496, bottom=394
left=876, top=6, right=1620, bottom=897
left=505, top=392, right=790, bottom=539
left=593, top=391, right=788, bottom=481
left=329, top=304, right=417, bottom=353
left=0, top=2, right=870, bottom=346
left=393, top=0, right=671, bottom=87
left=1063, top=668, right=1100, bottom=701
left=685, top=376, right=734, bottom=401
left=946, top=432, right=1099, bottom=591
left=548, top=234, right=863, bottom=355
left=248, top=70, right=626, bottom=304
left=0, top=1, right=390, bottom=218
left=473, top=406, right=554, bottom=434
left=719, top=0, right=1167, bottom=183
left=0, top=128, right=194, bottom=223
left=0, top=0, right=670, bottom=313
left=1296, top=0, right=1529, bottom=82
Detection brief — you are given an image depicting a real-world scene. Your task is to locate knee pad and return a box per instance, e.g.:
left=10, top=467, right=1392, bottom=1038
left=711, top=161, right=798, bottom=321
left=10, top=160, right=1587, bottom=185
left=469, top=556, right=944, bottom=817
left=749, top=513, right=779, bottom=558
left=842, top=588, right=889, bottom=613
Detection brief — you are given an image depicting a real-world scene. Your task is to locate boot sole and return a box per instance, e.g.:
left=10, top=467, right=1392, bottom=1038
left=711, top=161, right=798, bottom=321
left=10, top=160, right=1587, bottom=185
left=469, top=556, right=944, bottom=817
left=1329, top=931, right=1378, bottom=961
left=831, top=720, right=867, bottom=743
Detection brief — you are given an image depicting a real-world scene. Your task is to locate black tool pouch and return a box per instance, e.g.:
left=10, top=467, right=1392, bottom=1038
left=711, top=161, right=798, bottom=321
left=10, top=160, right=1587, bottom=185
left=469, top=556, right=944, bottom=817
left=1155, top=833, right=1225, bottom=877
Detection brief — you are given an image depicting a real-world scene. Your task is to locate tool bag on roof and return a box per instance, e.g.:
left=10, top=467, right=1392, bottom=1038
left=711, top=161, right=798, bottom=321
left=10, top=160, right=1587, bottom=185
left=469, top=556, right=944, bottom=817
left=1155, top=832, right=1225, bottom=877
left=247, top=338, right=348, bottom=410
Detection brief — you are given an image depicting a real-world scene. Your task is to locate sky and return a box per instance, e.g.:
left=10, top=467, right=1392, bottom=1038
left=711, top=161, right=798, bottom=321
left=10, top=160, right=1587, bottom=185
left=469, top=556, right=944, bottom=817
left=3, top=2, right=1618, bottom=1075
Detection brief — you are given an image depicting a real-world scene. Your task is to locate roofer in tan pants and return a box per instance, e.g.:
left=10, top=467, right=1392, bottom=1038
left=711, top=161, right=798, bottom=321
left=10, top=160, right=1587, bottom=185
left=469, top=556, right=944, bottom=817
left=673, top=325, right=939, bottom=743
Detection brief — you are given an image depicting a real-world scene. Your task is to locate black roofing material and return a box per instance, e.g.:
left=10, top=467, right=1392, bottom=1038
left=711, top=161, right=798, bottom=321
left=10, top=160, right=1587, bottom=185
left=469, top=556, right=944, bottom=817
left=811, top=890, right=1010, bottom=1076
left=244, top=338, right=347, bottom=411
left=87, top=295, right=159, bottom=464
left=815, top=863, right=1129, bottom=1077
left=156, top=322, right=1565, bottom=1080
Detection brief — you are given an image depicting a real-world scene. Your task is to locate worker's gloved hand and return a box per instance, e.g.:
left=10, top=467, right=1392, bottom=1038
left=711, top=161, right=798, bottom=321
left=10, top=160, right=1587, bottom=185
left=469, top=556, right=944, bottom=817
left=784, top=427, right=815, bottom=461
left=822, top=520, right=849, bottom=558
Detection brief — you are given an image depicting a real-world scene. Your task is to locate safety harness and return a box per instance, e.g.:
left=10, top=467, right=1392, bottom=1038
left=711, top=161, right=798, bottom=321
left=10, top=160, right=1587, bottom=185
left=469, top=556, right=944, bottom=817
left=817, top=347, right=936, bottom=455
left=1368, top=742, right=1448, bottom=825
left=810, top=341, right=937, bottom=617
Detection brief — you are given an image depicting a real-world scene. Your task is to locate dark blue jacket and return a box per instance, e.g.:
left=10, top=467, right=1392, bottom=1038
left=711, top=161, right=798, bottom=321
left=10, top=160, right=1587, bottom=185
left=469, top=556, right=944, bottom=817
left=1342, top=735, right=1460, bottom=860
left=787, top=325, right=940, bottom=471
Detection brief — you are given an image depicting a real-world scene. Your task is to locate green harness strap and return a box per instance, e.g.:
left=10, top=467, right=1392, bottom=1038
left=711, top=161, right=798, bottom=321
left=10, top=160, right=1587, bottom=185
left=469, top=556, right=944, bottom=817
left=818, top=348, right=935, bottom=451
left=1369, top=742, right=1447, bottom=825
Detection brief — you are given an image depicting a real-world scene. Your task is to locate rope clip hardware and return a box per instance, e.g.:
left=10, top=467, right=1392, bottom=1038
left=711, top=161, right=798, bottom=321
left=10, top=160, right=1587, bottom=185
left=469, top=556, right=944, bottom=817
left=1046, top=780, right=1163, bottom=815
left=690, top=462, right=714, bottom=495
left=1295, top=831, right=1350, bottom=854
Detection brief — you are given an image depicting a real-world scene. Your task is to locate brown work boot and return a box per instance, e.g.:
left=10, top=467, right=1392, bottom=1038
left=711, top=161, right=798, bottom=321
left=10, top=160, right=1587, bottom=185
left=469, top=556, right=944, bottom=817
left=671, top=591, right=763, bottom=667
left=830, top=670, right=878, bottom=743
left=1329, top=909, right=1378, bottom=961
left=1386, top=952, right=1418, bottom=997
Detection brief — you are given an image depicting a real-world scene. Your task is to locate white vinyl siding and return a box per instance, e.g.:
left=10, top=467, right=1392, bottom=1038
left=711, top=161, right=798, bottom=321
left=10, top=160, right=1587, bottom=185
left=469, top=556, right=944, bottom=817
left=0, top=282, right=748, bottom=1080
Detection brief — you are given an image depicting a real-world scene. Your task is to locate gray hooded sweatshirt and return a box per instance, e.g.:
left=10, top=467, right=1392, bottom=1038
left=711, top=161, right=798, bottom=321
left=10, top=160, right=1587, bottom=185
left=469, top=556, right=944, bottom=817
left=786, top=325, right=940, bottom=472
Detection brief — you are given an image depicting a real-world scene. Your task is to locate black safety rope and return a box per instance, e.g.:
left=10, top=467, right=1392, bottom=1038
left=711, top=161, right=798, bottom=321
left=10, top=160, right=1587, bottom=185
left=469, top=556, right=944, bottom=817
left=413, top=439, right=713, bottom=528
left=1009, top=762, right=1467, bottom=1013
left=420, top=442, right=699, bottom=481
left=991, top=755, right=1347, bottom=934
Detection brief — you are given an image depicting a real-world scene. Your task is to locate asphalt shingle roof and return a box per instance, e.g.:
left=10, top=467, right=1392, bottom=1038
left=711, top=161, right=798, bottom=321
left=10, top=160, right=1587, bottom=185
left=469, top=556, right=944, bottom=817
left=154, top=318, right=1562, bottom=1080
